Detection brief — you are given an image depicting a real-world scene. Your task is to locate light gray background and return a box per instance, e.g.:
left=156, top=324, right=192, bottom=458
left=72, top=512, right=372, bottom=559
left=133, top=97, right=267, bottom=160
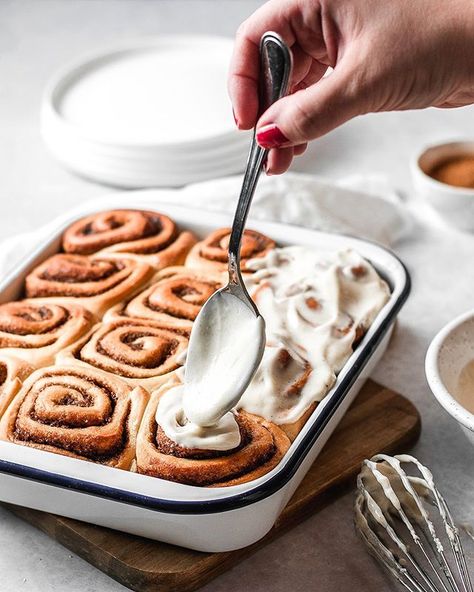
left=1, top=1, right=474, bottom=591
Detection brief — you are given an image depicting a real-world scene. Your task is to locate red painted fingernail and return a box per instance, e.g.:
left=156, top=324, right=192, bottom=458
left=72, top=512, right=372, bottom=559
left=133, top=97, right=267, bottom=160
left=256, top=124, right=290, bottom=149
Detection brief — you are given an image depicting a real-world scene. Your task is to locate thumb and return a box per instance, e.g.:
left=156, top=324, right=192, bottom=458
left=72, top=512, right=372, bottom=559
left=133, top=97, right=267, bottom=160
left=255, top=65, right=366, bottom=148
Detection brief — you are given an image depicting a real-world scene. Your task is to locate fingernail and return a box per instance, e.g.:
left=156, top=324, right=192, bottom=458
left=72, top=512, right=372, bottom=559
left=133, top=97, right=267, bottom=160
left=256, top=124, right=290, bottom=149
left=263, top=159, right=271, bottom=175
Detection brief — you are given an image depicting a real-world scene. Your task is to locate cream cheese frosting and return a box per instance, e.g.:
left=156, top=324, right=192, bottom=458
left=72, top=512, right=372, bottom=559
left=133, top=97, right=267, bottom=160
left=239, top=247, right=390, bottom=425
left=155, top=245, right=390, bottom=448
left=155, top=384, right=241, bottom=450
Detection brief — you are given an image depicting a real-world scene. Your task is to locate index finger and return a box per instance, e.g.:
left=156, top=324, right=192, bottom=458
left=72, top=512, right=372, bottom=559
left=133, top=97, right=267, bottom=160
left=228, top=31, right=260, bottom=129
left=228, top=1, right=296, bottom=129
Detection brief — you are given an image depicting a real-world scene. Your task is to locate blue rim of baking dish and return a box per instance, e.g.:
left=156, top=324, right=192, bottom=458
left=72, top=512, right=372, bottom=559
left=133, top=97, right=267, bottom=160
left=0, top=240, right=411, bottom=515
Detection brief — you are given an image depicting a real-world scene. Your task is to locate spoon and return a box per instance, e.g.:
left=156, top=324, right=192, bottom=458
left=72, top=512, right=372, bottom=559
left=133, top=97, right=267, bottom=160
left=183, top=32, right=293, bottom=427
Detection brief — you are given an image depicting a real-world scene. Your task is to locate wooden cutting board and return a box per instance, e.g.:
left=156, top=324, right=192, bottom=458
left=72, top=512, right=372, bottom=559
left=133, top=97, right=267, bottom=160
left=5, top=380, right=421, bottom=592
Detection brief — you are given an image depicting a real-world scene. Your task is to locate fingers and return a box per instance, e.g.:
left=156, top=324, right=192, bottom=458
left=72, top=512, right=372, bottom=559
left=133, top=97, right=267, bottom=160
left=264, top=147, right=294, bottom=175
left=228, top=0, right=297, bottom=130
left=264, top=143, right=307, bottom=175
left=291, top=60, right=329, bottom=93
left=230, top=41, right=325, bottom=130
left=289, top=45, right=315, bottom=91
left=256, top=62, right=363, bottom=148
left=228, top=35, right=260, bottom=129
left=293, top=143, right=308, bottom=156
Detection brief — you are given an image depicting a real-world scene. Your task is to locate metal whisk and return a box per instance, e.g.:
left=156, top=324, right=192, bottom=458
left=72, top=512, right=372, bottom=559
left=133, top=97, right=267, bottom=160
left=355, top=454, right=473, bottom=592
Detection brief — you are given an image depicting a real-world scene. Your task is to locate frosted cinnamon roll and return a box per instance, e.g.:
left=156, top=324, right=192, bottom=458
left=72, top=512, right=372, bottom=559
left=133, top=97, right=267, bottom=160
left=57, top=318, right=188, bottom=390
left=238, top=347, right=314, bottom=442
left=186, top=228, right=276, bottom=273
left=104, top=266, right=223, bottom=331
left=0, top=354, right=33, bottom=418
left=0, top=365, right=148, bottom=468
left=238, top=247, right=391, bottom=440
left=25, top=254, right=154, bottom=317
left=62, top=209, right=196, bottom=270
left=0, top=300, right=94, bottom=367
left=135, top=380, right=290, bottom=487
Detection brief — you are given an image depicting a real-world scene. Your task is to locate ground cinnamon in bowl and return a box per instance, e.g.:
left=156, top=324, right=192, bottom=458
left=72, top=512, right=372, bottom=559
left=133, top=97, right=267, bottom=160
left=429, top=155, right=474, bottom=189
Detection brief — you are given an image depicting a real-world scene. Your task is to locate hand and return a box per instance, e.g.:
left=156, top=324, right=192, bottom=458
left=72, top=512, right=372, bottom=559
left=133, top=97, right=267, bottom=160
left=228, top=0, right=474, bottom=174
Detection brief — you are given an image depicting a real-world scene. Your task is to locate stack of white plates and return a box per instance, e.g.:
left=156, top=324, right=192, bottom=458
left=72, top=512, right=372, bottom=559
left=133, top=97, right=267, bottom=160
left=41, top=36, right=251, bottom=188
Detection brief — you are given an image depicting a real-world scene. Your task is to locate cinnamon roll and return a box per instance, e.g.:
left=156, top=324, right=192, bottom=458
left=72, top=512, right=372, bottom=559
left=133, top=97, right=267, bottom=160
left=0, top=354, right=33, bottom=418
left=135, top=380, right=290, bottom=487
left=238, top=247, right=390, bottom=440
left=238, top=347, right=315, bottom=442
left=62, top=209, right=196, bottom=270
left=57, top=317, right=188, bottom=390
left=24, top=254, right=154, bottom=317
left=0, top=300, right=95, bottom=367
left=104, top=266, right=223, bottom=331
left=186, top=228, right=276, bottom=273
left=0, top=365, right=148, bottom=469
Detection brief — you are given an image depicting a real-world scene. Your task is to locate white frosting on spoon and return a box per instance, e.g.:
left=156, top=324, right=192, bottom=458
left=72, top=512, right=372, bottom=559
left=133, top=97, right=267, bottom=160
left=183, top=291, right=265, bottom=427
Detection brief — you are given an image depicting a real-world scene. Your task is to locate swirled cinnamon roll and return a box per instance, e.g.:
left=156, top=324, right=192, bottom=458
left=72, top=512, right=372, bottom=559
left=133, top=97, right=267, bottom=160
left=0, top=365, right=148, bottom=468
left=135, top=380, right=290, bottom=487
left=0, top=300, right=94, bottom=366
left=25, top=254, right=154, bottom=317
left=57, top=318, right=188, bottom=390
left=62, top=209, right=197, bottom=269
left=0, top=354, right=33, bottom=418
left=104, top=266, right=223, bottom=331
left=186, top=228, right=276, bottom=273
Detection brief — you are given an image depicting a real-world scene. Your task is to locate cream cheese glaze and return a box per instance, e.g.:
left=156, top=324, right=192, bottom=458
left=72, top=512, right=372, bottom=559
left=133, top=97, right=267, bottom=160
left=155, top=385, right=241, bottom=450
left=239, top=247, right=390, bottom=425
left=155, top=245, right=390, bottom=449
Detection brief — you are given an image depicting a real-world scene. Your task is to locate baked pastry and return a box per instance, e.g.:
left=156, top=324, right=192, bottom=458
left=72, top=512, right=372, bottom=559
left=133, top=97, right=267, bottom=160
left=237, top=347, right=315, bottom=442
left=135, top=379, right=290, bottom=487
left=0, top=207, right=392, bottom=487
left=0, top=354, right=33, bottom=418
left=56, top=317, right=188, bottom=390
left=0, top=365, right=148, bottom=469
left=104, top=266, right=223, bottom=331
left=24, top=253, right=154, bottom=317
left=186, top=227, right=276, bottom=273
left=0, top=300, right=95, bottom=367
left=62, top=209, right=197, bottom=270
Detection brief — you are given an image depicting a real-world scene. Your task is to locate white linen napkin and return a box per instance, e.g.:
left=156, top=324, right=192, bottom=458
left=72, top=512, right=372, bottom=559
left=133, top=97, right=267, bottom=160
left=0, top=172, right=412, bottom=278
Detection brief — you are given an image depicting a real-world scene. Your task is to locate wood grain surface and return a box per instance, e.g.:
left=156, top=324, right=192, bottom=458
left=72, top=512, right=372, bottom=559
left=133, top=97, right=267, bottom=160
left=5, top=380, right=421, bottom=592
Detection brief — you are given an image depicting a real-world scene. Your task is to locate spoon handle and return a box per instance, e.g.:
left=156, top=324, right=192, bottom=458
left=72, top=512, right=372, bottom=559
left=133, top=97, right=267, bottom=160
left=228, top=32, right=293, bottom=285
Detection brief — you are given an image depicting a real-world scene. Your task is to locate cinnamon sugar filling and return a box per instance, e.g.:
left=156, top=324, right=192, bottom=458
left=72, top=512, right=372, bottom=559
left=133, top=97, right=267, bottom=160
left=0, top=362, right=7, bottom=387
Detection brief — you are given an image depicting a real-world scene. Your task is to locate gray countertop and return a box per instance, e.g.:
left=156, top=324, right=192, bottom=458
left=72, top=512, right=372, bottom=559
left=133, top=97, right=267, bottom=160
left=1, top=1, right=474, bottom=591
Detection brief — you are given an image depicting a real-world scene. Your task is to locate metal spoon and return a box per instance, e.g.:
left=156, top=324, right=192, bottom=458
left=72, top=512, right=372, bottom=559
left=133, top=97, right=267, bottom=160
left=183, top=32, right=293, bottom=427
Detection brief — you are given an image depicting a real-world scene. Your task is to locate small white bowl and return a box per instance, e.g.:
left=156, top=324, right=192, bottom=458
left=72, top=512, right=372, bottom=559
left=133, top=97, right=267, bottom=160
left=411, top=141, right=474, bottom=231
left=426, top=309, right=474, bottom=446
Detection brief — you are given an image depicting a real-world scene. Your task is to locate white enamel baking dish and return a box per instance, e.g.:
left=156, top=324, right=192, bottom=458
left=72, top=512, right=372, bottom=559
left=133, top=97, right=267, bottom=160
left=0, top=195, right=410, bottom=552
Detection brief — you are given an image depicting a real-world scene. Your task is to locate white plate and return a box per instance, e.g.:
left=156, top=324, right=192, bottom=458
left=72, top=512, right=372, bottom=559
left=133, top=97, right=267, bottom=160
left=41, top=36, right=250, bottom=187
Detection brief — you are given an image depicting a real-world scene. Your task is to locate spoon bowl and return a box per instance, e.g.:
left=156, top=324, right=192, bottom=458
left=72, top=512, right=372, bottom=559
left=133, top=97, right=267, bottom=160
left=183, top=287, right=266, bottom=427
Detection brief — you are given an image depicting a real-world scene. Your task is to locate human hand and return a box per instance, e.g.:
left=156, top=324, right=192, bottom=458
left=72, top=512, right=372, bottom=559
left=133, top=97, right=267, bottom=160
left=229, top=0, right=474, bottom=174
